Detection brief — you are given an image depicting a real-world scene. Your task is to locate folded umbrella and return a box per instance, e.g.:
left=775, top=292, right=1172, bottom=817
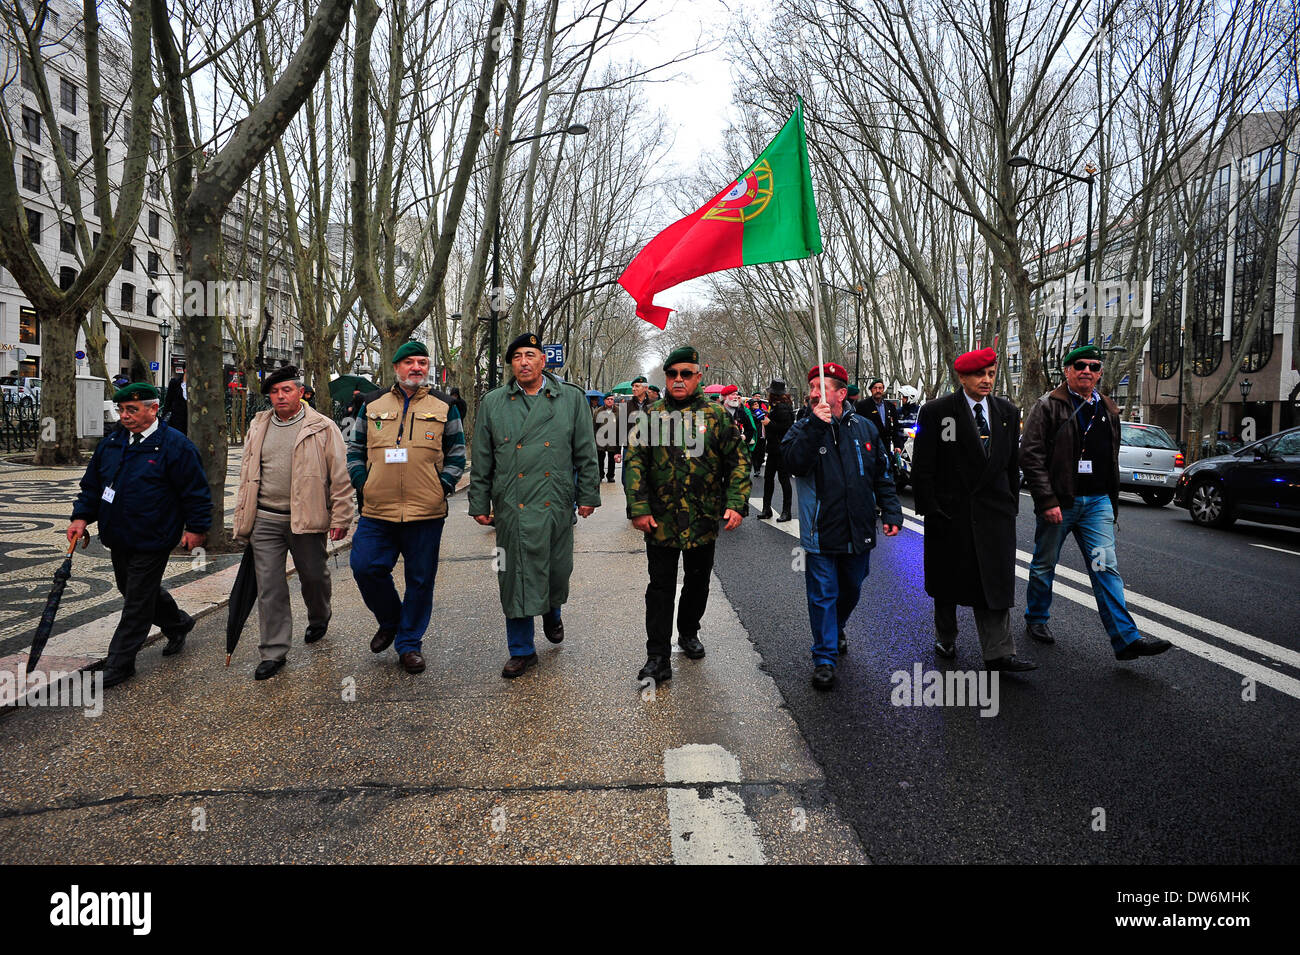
left=225, top=544, right=259, bottom=665
left=26, top=533, right=89, bottom=674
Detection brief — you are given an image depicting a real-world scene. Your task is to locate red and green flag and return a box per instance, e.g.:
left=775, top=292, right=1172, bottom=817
left=618, top=99, right=822, bottom=329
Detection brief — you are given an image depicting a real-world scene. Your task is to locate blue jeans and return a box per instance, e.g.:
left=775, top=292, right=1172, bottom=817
left=1025, top=495, right=1140, bottom=651
left=350, top=516, right=444, bottom=653
left=804, top=551, right=870, bottom=666
left=506, top=607, right=562, bottom=657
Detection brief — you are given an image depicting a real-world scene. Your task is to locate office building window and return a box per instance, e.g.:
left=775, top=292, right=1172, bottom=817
left=1189, top=164, right=1229, bottom=377
left=60, top=266, right=77, bottom=291
left=26, top=209, right=42, bottom=243
left=20, top=57, right=37, bottom=92
left=60, top=125, right=77, bottom=161
left=149, top=176, right=162, bottom=200
left=148, top=210, right=160, bottom=238
left=22, top=107, right=41, bottom=142
left=147, top=251, right=160, bottom=277
left=22, top=155, right=41, bottom=192
left=150, top=133, right=161, bottom=160
left=19, top=307, right=40, bottom=345
left=146, top=290, right=158, bottom=317
left=1150, top=230, right=1183, bottom=381
left=123, top=244, right=135, bottom=271
left=60, top=221, right=75, bottom=253
left=121, top=283, right=135, bottom=312
left=1231, top=144, right=1282, bottom=373
left=60, top=78, right=77, bottom=114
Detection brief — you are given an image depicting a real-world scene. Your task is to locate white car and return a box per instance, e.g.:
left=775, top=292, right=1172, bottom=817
left=1119, top=422, right=1184, bottom=506
left=0, top=375, right=41, bottom=408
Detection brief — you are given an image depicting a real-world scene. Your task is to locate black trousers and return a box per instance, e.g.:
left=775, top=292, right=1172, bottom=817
left=645, top=540, right=716, bottom=658
left=598, top=448, right=617, bottom=480
left=763, top=445, right=792, bottom=512
left=752, top=437, right=766, bottom=473
left=105, top=548, right=192, bottom=672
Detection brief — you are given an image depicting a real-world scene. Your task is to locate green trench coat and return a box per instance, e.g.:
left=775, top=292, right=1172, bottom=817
left=468, top=373, right=601, bottom=618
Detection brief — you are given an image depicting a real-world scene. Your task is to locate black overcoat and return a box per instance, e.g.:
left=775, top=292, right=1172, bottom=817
left=910, top=390, right=1020, bottom=609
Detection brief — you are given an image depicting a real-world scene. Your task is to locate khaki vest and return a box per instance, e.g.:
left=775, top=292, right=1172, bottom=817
left=361, top=387, right=451, bottom=522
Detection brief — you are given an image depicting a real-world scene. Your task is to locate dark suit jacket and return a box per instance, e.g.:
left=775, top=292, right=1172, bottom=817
left=911, top=390, right=1020, bottom=609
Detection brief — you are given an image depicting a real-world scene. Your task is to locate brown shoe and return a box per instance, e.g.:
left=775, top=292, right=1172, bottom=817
left=370, top=627, right=397, bottom=653
left=399, top=651, right=425, bottom=674
left=501, top=653, right=538, bottom=679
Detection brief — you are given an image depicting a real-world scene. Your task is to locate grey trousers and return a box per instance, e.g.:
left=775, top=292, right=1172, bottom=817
left=251, top=511, right=331, bottom=662
left=934, top=602, right=1015, bottom=661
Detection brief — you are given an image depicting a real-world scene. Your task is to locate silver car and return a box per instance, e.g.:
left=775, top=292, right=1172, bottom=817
left=1119, top=422, right=1184, bottom=506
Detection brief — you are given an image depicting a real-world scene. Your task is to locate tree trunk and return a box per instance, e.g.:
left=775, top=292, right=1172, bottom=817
left=33, top=305, right=83, bottom=464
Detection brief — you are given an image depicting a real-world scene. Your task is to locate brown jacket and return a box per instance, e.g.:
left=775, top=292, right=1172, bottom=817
left=356, top=387, right=454, bottom=522
left=1020, top=383, right=1121, bottom=520
left=233, top=406, right=354, bottom=541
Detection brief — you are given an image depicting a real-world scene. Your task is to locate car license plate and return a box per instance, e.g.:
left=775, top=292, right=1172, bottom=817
left=1132, top=471, right=1165, bottom=483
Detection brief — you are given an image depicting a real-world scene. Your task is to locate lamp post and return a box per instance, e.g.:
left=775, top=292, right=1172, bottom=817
left=820, top=281, right=864, bottom=384
left=159, top=318, right=171, bottom=383
left=1008, top=155, right=1097, bottom=346
left=487, top=123, right=589, bottom=390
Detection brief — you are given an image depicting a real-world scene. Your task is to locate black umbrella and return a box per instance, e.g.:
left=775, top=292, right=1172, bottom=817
left=27, top=533, right=89, bottom=674
left=225, top=544, right=259, bottom=665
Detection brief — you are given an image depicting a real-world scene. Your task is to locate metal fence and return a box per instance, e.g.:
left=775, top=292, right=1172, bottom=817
left=0, top=398, right=40, bottom=453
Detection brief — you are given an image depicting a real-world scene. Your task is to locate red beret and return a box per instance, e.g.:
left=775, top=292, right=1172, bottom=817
left=719, top=384, right=739, bottom=396
left=807, top=363, right=849, bottom=384
left=954, top=348, right=997, bottom=374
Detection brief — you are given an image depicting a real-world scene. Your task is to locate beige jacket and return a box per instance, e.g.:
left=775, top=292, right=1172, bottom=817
left=233, top=405, right=354, bottom=541
left=358, top=387, right=452, bottom=522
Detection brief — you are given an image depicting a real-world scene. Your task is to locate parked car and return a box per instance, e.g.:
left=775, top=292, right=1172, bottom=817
left=1174, top=426, right=1300, bottom=529
left=1119, top=422, right=1184, bottom=506
left=0, top=375, right=41, bottom=408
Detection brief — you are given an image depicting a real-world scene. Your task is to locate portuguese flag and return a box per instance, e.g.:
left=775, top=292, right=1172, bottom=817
left=618, top=99, right=822, bottom=329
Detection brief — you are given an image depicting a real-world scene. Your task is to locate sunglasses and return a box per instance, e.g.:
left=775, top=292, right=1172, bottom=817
left=1070, top=361, right=1103, bottom=372
left=664, top=369, right=698, bottom=380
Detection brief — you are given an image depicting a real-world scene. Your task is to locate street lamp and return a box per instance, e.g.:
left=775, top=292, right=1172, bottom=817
left=821, top=281, right=864, bottom=383
left=1008, top=154, right=1097, bottom=346
left=159, top=318, right=171, bottom=382
left=1239, top=377, right=1253, bottom=402
left=486, top=122, right=590, bottom=390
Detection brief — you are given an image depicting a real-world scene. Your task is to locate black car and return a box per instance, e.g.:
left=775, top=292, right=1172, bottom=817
left=1174, top=426, right=1300, bottom=529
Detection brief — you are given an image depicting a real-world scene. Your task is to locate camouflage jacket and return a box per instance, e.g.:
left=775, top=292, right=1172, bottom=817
left=625, top=390, right=751, bottom=549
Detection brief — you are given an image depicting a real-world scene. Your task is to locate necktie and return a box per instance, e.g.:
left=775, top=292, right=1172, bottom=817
left=973, top=403, right=990, bottom=457
left=131, top=433, right=141, bottom=445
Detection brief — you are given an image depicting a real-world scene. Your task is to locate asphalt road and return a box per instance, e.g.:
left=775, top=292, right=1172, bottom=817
left=712, top=484, right=1300, bottom=864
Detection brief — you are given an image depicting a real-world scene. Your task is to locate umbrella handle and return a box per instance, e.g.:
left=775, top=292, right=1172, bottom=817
left=65, top=533, right=89, bottom=555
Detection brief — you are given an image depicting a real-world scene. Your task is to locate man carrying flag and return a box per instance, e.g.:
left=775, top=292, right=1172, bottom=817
left=619, top=100, right=822, bottom=328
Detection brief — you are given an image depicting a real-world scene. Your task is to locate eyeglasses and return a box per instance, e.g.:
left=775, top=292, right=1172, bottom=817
left=664, top=369, right=697, bottom=380
left=1071, top=361, right=1103, bottom=372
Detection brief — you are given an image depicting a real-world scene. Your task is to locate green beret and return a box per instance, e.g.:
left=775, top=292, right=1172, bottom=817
left=1062, top=345, right=1103, bottom=366
left=392, top=340, right=429, bottom=363
left=662, top=345, right=699, bottom=370
left=632, top=375, right=648, bottom=385
left=112, top=382, right=160, bottom=403
left=847, top=384, right=860, bottom=397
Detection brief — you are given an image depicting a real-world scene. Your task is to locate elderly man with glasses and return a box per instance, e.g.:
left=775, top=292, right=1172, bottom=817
left=1019, top=345, right=1172, bottom=660
left=625, top=345, right=750, bottom=684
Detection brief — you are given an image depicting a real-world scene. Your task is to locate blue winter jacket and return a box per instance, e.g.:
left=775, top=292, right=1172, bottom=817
left=72, top=421, right=212, bottom=552
left=781, top=407, right=903, bottom=555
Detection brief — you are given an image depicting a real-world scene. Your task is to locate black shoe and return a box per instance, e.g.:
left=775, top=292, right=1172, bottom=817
left=678, top=635, right=705, bottom=659
left=934, top=640, right=956, bottom=660
left=1026, top=622, right=1055, bottom=644
left=370, top=627, right=397, bottom=653
left=776, top=510, right=792, bottom=523
left=637, top=656, right=672, bottom=683
left=811, top=663, right=835, bottom=689
left=1115, top=636, right=1173, bottom=660
left=101, top=665, right=135, bottom=688
left=985, top=655, right=1037, bottom=672
left=161, top=616, right=196, bottom=656
left=758, top=507, right=773, bottom=520
left=502, top=653, right=538, bottom=679
left=837, top=630, right=848, bottom=655
left=543, top=619, right=564, bottom=644
left=254, top=659, right=286, bottom=681
left=304, top=624, right=328, bottom=644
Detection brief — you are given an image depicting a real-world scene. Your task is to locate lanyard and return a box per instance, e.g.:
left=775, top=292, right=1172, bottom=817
left=1071, top=392, right=1102, bottom=459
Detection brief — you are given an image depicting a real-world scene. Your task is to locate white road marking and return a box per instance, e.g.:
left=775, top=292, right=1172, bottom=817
left=752, top=494, right=1300, bottom=694
left=1250, top=543, right=1300, bottom=557
left=663, top=744, right=765, bottom=865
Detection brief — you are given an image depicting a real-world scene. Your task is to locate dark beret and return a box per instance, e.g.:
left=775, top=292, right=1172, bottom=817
left=1062, top=345, right=1103, bottom=366
left=393, top=340, right=429, bottom=363
left=111, top=382, right=160, bottom=403
left=663, top=345, right=699, bottom=370
left=261, top=365, right=301, bottom=395
left=505, top=332, right=543, bottom=363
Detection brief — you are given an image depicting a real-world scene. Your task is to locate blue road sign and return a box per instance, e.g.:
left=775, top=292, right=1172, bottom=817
left=149, top=361, right=160, bottom=371
left=75, top=350, right=86, bottom=360
left=544, top=343, right=565, bottom=367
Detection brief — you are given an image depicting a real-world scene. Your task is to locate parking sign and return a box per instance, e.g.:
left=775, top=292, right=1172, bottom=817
left=544, top=343, right=565, bottom=367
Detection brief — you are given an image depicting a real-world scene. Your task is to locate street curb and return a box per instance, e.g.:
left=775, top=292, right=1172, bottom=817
left=0, top=469, right=472, bottom=713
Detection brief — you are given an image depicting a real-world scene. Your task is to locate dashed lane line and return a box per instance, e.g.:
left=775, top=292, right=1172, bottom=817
left=663, top=744, right=765, bottom=865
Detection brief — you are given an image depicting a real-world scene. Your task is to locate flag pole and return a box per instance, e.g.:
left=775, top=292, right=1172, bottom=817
left=808, top=256, right=826, bottom=403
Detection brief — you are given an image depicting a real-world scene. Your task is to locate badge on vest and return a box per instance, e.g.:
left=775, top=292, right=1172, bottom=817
left=425, top=431, right=436, bottom=440
left=102, top=487, right=116, bottom=502
left=1077, top=460, right=1093, bottom=474
left=385, top=448, right=408, bottom=464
